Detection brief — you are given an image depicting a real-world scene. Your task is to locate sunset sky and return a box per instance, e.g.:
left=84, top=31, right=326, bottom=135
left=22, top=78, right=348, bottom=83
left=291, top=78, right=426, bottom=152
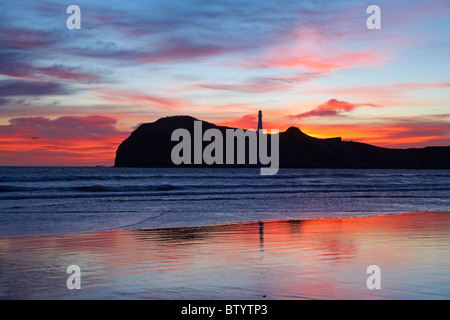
left=1, top=0, right=449, bottom=166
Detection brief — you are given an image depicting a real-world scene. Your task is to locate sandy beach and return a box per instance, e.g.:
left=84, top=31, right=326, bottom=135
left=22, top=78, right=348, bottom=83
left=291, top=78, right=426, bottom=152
left=1, top=211, right=449, bottom=300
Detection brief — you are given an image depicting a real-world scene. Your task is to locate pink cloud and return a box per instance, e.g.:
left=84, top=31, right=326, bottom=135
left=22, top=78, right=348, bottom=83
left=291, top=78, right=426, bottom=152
left=262, top=52, right=381, bottom=71
left=393, top=82, right=450, bottom=90
left=134, top=41, right=225, bottom=64
left=250, top=25, right=387, bottom=72
left=1, top=64, right=101, bottom=84
left=289, top=99, right=378, bottom=119
left=0, top=27, right=57, bottom=48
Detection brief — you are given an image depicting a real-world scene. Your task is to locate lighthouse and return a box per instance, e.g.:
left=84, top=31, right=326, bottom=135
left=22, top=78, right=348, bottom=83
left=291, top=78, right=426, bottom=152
left=257, top=110, right=263, bottom=131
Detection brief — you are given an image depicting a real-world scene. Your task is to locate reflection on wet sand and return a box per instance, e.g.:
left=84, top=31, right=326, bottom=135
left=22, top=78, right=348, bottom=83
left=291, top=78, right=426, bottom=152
left=0, top=212, right=449, bottom=299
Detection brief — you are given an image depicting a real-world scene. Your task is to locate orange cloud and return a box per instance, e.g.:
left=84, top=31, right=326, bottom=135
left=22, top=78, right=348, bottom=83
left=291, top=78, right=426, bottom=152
left=0, top=115, right=127, bottom=166
left=300, top=120, right=450, bottom=148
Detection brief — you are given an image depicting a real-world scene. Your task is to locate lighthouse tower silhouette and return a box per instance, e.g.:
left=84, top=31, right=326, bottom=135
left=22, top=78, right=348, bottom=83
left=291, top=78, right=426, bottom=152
left=257, top=110, right=263, bottom=131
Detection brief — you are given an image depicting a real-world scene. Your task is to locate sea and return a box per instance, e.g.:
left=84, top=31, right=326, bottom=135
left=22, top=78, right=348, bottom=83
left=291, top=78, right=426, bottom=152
left=1, top=167, right=449, bottom=237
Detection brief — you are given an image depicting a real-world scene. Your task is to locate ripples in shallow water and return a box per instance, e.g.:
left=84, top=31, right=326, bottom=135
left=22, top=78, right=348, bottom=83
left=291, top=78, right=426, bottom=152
left=1, top=212, right=449, bottom=299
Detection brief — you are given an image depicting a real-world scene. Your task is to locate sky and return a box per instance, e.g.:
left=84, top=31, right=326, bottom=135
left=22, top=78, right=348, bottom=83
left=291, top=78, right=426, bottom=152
left=0, top=0, right=449, bottom=166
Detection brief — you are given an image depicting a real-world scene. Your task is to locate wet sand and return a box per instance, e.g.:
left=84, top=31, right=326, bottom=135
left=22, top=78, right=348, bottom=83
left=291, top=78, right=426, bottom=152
left=1, top=211, right=449, bottom=299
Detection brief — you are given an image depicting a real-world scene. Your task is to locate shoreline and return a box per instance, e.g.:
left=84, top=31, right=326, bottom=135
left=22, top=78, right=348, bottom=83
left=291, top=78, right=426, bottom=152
left=0, top=210, right=446, bottom=240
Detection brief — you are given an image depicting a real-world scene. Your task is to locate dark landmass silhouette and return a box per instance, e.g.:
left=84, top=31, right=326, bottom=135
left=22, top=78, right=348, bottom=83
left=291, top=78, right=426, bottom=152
left=115, top=116, right=450, bottom=169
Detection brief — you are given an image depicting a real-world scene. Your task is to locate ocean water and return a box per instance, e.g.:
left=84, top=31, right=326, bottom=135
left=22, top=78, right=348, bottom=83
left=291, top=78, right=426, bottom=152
left=1, top=167, right=449, bottom=237
left=1, top=167, right=450, bottom=300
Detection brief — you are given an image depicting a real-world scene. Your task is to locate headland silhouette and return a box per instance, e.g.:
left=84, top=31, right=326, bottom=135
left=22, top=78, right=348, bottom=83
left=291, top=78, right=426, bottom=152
left=115, top=115, right=450, bottom=169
